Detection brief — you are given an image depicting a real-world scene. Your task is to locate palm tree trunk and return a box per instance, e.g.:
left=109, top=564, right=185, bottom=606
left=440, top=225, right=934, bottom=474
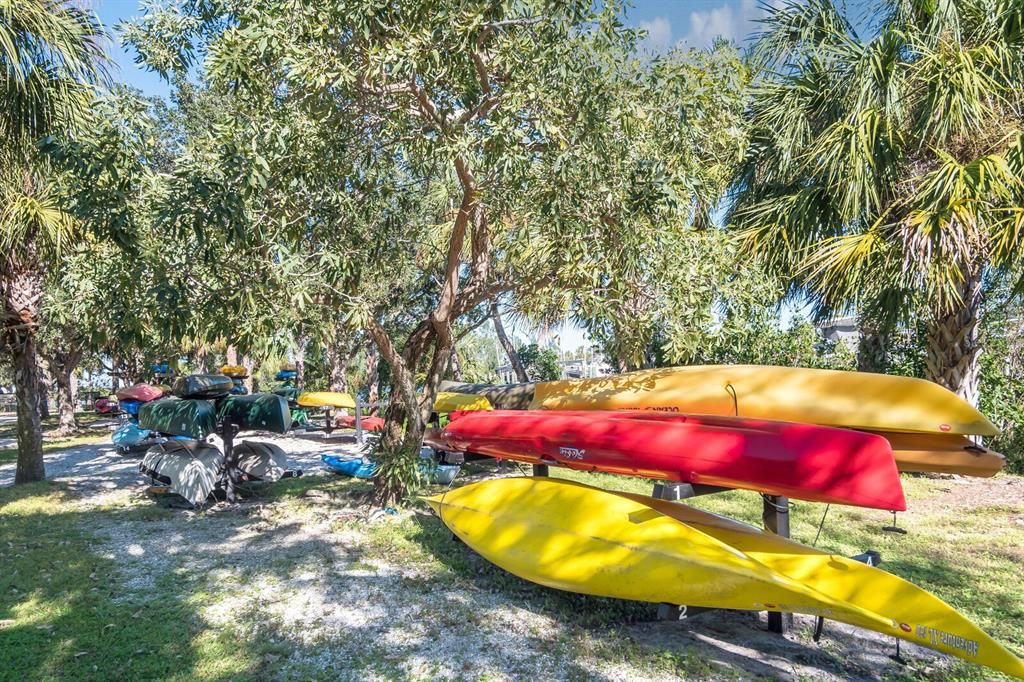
left=491, top=301, right=527, bottom=382
left=3, top=253, right=46, bottom=483
left=925, top=274, right=983, bottom=406
left=12, top=337, right=45, bottom=482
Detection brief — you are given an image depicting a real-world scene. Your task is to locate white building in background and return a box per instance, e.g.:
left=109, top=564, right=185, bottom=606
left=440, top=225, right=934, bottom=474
left=817, top=315, right=859, bottom=350
left=496, top=354, right=614, bottom=384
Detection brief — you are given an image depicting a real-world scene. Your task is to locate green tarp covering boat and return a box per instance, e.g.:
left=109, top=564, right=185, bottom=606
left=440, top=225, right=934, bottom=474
left=138, top=397, right=218, bottom=439
left=172, top=374, right=234, bottom=399
left=219, top=393, right=290, bottom=434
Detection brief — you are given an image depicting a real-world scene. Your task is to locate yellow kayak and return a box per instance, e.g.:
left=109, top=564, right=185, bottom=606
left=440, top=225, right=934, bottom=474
left=296, top=391, right=356, bottom=409
left=219, top=364, right=248, bottom=378
left=531, top=365, right=998, bottom=436
left=433, top=391, right=493, bottom=413
left=426, top=477, right=1024, bottom=679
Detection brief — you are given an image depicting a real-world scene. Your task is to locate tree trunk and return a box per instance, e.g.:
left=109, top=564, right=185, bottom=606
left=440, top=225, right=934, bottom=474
left=37, top=357, right=51, bottom=420
left=3, top=251, right=46, bottom=483
left=294, top=334, right=308, bottom=387
left=924, top=273, right=983, bottom=406
left=243, top=354, right=255, bottom=393
left=366, top=347, right=379, bottom=414
left=110, top=353, right=121, bottom=392
left=450, top=346, right=464, bottom=382
left=193, top=347, right=208, bottom=374
left=856, top=316, right=889, bottom=373
left=226, top=345, right=238, bottom=366
left=12, top=339, right=45, bottom=483
left=491, top=301, right=527, bottom=382
left=46, top=349, right=83, bottom=436
left=325, top=326, right=350, bottom=393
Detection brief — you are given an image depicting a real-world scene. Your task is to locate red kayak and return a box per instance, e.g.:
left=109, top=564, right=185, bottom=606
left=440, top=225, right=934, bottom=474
left=436, top=410, right=906, bottom=511
left=115, top=383, right=164, bottom=403
left=335, top=415, right=385, bottom=432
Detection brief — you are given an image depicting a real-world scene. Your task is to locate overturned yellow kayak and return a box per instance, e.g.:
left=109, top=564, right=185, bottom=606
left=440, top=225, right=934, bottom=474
left=296, top=391, right=355, bottom=409
left=531, top=365, right=997, bottom=436
left=426, top=478, right=1024, bottom=679
left=433, top=391, right=493, bottom=413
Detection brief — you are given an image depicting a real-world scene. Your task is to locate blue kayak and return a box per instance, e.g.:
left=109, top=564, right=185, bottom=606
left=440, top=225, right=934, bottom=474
left=321, top=454, right=378, bottom=479
left=321, top=454, right=460, bottom=484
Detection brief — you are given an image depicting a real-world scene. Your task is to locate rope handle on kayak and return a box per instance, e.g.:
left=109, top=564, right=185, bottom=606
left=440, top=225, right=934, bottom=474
left=725, top=383, right=738, bottom=416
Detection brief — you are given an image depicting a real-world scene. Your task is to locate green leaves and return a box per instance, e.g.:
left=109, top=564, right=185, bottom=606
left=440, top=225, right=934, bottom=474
left=735, top=0, right=1024, bottom=325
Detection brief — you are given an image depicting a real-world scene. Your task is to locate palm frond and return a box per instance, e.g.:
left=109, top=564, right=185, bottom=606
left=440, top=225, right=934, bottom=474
left=0, top=0, right=108, bottom=146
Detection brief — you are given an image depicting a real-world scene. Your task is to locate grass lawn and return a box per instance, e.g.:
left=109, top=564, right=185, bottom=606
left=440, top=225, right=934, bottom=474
left=1, top=452, right=1021, bottom=681
left=0, top=412, right=112, bottom=466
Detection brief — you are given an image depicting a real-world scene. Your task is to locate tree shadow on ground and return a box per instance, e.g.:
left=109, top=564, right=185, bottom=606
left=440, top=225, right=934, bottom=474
left=0, top=482, right=222, bottom=681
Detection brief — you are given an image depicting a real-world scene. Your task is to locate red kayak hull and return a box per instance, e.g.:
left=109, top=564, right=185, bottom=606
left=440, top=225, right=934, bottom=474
left=115, top=383, right=164, bottom=403
left=437, top=410, right=905, bottom=511
left=335, top=415, right=385, bottom=432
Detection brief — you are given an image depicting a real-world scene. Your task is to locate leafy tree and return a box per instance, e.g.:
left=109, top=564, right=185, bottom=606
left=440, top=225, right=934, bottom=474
left=733, top=0, right=1024, bottom=405
left=126, top=0, right=754, bottom=504
left=1, top=2, right=108, bottom=482
left=517, top=343, right=562, bottom=381
left=693, top=317, right=856, bottom=370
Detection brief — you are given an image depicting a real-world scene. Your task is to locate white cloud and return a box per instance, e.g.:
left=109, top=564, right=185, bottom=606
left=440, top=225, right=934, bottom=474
left=638, top=17, right=673, bottom=51
left=682, top=0, right=763, bottom=47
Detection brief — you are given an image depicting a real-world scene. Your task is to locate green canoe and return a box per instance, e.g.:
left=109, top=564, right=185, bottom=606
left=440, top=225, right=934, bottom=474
left=138, top=398, right=218, bottom=439
left=219, top=393, right=290, bottom=434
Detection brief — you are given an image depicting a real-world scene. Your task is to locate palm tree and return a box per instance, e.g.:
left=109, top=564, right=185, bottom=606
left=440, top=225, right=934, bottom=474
left=1, top=1, right=105, bottom=482
left=732, top=0, right=1024, bottom=405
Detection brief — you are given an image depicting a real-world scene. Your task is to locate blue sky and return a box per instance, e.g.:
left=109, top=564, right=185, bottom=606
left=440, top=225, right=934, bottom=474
left=93, top=0, right=767, bottom=100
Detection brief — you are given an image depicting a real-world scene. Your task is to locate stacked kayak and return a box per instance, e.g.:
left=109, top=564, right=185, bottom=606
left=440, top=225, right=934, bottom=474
left=135, top=372, right=303, bottom=505
left=219, top=364, right=249, bottom=395
left=116, top=383, right=165, bottom=403
left=442, top=365, right=1004, bottom=476
left=138, top=397, right=218, bottom=440
left=434, top=410, right=905, bottom=510
left=297, top=391, right=355, bottom=409
left=426, top=477, right=1024, bottom=680
left=141, top=440, right=225, bottom=506
left=335, top=415, right=385, bottom=432
left=433, top=392, right=493, bottom=414
left=219, top=393, right=291, bottom=434
left=112, top=383, right=167, bottom=453
left=172, top=373, right=234, bottom=399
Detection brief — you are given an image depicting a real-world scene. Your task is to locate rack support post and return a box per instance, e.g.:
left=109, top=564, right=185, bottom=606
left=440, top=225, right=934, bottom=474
left=763, top=495, right=791, bottom=633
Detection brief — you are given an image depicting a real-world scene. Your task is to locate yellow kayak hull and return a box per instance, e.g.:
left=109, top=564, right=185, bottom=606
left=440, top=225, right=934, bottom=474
left=296, top=391, right=356, bottom=409
left=219, top=364, right=248, bottom=378
left=531, top=365, right=998, bottom=436
left=426, top=477, right=1024, bottom=679
left=872, top=431, right=1005, bottom=476
left=433, top=392, right=493, bottom=413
